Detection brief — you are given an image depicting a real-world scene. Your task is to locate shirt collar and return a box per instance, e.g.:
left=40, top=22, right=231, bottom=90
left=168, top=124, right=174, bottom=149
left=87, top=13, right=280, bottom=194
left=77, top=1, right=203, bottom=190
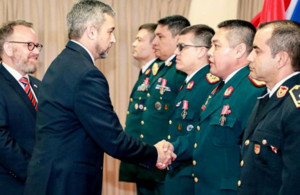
left=185, top=64, right=209, bottom=83
left=269, top=71, right=300, bottom=98
left=224, top=65, right=247, bottom=84
left=2, top=62, right=29, bottom=81
left=142, top=58, right=157, bottom=73
left=164, top=54, right=176, bottom=66
left=70, top=40, right=95, bottom=63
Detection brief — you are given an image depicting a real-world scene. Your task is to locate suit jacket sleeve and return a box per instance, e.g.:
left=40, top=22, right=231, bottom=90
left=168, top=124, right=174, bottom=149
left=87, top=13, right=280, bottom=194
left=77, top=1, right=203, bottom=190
left=73, top=68, right=157, bottom=168
left=0, top=94, right=31, bottom=180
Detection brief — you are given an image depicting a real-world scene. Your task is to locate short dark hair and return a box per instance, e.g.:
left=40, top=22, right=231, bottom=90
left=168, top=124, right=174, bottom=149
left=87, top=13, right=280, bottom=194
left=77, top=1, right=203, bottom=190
left=138, top=23, right=157, bottom=42
left=158, top=15, right=190, bottom=37
left=218, top=20, right=256, bottom=54
left=179, top=24, right=215, bottom=47
left=0, top=20, right=33, bottom=57
left=259, top=20, right=300, bottom=71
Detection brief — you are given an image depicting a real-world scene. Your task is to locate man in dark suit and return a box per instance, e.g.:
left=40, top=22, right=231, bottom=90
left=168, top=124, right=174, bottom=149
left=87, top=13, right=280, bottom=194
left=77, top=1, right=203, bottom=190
left=0, top=20, right=42, bottom=195
left=237, top=21, right=300, bottom=195
left=24, top=1, right=175, bottom=195
left=164, top=24, right=219, bottom=195
left=120, top=15, right=189, bottom=195
left=162, top=20, right=266, bottom=195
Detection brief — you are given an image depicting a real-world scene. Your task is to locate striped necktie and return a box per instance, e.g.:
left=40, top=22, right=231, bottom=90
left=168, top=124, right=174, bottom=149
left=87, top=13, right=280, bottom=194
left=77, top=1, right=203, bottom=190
left=19, top=77, right=38, bottom=111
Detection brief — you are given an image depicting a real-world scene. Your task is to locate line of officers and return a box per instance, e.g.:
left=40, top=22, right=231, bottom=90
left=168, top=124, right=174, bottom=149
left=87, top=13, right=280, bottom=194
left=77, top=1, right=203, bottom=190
left=120, top=15, right=300, bottom=195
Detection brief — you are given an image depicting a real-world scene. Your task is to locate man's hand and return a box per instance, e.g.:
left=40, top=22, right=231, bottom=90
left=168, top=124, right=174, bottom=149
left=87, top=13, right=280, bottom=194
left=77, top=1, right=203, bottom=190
left=154, top=140, right=176, bottom=170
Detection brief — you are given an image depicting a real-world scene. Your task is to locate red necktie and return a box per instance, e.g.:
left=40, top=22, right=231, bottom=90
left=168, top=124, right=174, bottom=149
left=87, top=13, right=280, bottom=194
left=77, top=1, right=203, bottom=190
left=19, top=77, right=38, bottom=111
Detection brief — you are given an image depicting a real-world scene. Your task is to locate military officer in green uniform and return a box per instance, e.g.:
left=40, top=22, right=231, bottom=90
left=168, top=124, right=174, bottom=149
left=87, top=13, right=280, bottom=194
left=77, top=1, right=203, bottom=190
left=120, top=16, right=190, bottom=195
left=165, top=20, right=266, bottom=195
left=164, top=24, right=219, bottom=195
left=237, top=21, right=300, bottom=195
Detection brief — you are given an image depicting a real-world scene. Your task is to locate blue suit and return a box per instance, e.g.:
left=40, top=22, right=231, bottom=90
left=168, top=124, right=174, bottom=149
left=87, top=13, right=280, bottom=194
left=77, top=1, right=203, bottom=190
left=0, top=64, right=40, bottom=195
left=24, top=41, right=158, bottom=195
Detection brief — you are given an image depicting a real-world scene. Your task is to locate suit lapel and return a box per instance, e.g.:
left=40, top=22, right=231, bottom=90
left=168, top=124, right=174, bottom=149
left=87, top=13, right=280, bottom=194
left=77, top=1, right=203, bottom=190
left=0, top=64, right=36, bottom=117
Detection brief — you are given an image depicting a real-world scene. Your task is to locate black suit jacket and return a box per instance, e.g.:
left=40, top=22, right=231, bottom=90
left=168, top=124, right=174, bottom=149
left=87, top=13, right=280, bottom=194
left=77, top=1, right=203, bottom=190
left=24, top=41, right=158, bottom=195
left=0, top=64, right=40, bottom=195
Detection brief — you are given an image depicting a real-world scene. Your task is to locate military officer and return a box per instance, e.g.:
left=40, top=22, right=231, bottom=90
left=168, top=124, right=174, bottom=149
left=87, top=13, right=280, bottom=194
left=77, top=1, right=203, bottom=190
left=164, top=24, right=219, bottom=195
left=122, top=15, right=190, bottom=195
left=237, top=21, right=300, bottom=195
left=166, top=20, right=266, bottom=195
left=119, top=23, right=163, bottom=182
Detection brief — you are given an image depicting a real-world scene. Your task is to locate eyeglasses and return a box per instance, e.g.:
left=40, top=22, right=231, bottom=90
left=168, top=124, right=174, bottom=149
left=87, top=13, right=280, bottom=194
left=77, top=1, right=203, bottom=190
left=176, top=43, right=209, bottom=52
left=7, top=41, right=43, bottom=51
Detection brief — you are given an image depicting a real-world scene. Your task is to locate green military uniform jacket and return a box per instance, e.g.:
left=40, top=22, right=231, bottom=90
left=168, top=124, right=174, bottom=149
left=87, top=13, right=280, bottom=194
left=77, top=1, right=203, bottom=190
left=164, top=65, right=219, bottom=195
left=172, top=66, right=265, bottom=195
left=120, top=56, right=186, bottom=183
left=237, top=73, right=300, bottom=195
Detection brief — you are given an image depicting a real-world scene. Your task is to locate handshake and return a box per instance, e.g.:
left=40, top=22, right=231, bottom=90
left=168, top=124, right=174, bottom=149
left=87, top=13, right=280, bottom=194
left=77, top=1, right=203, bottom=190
left=154, top=140, right=176, bottom=170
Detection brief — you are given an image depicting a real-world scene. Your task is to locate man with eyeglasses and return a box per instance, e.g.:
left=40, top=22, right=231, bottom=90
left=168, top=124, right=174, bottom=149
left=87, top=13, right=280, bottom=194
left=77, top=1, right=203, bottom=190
left=159, top=20, right=266, bottom=195
left=0, top=20, right=42, bottom=195
left=164, top=24, right=220, bottom=195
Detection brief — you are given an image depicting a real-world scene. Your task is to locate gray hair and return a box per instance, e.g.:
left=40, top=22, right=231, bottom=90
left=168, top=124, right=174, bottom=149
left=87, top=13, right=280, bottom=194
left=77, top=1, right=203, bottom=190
left=67, top=0, right=115, bottom=39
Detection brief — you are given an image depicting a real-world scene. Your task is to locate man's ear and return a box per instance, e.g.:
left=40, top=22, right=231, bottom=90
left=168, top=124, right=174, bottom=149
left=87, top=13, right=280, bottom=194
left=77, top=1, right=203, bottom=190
left=276, top=51, right=289, bottom=69
left=3, top=42, right=13, bottom=57
left=235, top=43, right=247, bottom=59
left=86, top=25, right=97, bottom=40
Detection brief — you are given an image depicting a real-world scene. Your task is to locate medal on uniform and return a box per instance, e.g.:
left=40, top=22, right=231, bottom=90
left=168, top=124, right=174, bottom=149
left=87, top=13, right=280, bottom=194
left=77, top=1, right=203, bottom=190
left=164, top=104, right=169, bottom=110
left=219, top=105, right=230, bottom=126
left=270, top=145, right=278, bottom=154
left=202, top=95, right=212, bottom=111
left=160, top=79, right=167, bottom=95
left=187, top=124, right=194, bottom=131
left=176, top=101, right=182, bottom=107
left=177, top=123, right=182, bottom=130
left=254, top=144, right=260, bottom=154
left=134, top=103, right=139, bottom=110
left=181, top=100, right=188, bottom=119
left=138, top=104, right=144, bottom=110
left=152, top=63, right=159, bottom=76
left=155, top=102, right=162, bottom=110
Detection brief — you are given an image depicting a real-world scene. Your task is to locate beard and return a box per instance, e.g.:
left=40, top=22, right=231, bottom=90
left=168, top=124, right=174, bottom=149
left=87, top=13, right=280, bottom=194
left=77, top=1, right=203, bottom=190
left=95, top=42, right=111, bottom=59
left=12, top=48, right=38, bottom=74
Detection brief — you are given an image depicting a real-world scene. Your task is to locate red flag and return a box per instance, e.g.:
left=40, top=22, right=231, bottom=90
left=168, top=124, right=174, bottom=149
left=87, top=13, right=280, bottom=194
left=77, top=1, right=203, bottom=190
left=251, top=0, right=291, bottom=27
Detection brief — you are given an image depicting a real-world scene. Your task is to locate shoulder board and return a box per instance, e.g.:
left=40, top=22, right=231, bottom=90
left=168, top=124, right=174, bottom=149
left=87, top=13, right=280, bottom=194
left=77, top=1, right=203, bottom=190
left=289, top=85, right=300, bottom=108
left=248, top=76, right=266, bottom=87
left=206, top=73, right=220, bottom=84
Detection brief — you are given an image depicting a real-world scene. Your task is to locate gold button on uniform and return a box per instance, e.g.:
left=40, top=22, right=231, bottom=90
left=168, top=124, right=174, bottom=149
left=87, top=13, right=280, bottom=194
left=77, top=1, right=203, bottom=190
left=197, top=126, right=200, bottom=131
left=169, top=120, right=172, bottom=125
left=124, top=125, right=126, bottom=128
left=141, top=121, right=144, bottom=125
left=194, top=143, right=198, bottom=148
left=127, top=111, right=129, bottom=115
left=160, top=97, right=163, bottom=100
left=130, top=98, right=133, bottom=102
left=194, top=177, right=198, bottom=183
left=262, top=139, right=267, bottom=145
left=193, top=160, right=196, bottom=165
left=245, top=140, right=250, bottom=146
left=147, top=93, right=150, bottom=97
left=168, top=135, right=171, bottom=140
left=237, top=180, right=241, bottom=187
left=140, top=134, right=144, bottom=139
left=192, top=173, right=194, bottom=177
left=240, top=160, right=244, bottom=167
left=144, top=107, right=147, bottom=111
left=139, top=97, right=141, bottom=100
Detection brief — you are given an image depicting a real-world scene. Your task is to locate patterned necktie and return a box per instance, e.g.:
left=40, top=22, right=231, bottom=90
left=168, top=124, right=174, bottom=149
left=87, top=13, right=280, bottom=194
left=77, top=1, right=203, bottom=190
left=19, top=77, right=38, bottom=111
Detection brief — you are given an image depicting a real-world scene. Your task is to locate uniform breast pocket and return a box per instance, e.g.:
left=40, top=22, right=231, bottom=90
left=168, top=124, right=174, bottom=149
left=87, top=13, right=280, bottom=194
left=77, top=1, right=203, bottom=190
left=150, top=92, right=174, bottom=115
left=210, top=116, right=237, bottom=146
left=250, top=130, right=282, bottom=168
left=174, top=110, right=195, bottom=135
left=129, top=92, right=147, bottom=112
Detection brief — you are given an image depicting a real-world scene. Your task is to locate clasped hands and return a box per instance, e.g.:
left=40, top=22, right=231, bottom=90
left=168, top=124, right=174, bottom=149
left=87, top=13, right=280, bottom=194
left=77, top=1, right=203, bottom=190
left=154, top=140, right=176, bottom=170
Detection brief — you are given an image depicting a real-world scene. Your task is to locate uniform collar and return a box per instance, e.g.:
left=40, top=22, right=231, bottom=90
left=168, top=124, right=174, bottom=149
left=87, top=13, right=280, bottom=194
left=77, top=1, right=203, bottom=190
left=142, top=58, right=157, bottom=73
left=185, top=64, right=209, bottom=83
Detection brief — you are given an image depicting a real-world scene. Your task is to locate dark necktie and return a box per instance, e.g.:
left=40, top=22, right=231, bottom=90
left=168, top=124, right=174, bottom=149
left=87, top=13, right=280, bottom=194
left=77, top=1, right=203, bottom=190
left=215, top=80, right=225, bottom=95
left=19, top=77, right=38, bottom=111
left=257, top=94, right=269, bottom=113
left=138, top=69, right=143, bottom=77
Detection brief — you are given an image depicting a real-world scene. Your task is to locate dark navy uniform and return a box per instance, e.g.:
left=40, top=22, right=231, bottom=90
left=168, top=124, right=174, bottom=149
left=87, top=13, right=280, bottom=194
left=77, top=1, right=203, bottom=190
left=237, top=73, right=300, bottom=195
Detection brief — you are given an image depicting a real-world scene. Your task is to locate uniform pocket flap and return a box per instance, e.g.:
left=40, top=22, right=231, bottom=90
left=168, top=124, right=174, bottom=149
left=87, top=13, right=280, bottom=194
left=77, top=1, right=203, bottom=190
left=251, top=130, right=281, bottom=149
left=132, top=91, right=147, bottom=100
left=210, top=115, right=236, bottom=128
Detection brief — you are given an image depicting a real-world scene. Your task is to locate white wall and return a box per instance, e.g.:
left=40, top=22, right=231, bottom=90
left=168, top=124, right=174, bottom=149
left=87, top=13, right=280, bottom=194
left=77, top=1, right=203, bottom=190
left=188, top=0, right=239, bottom=29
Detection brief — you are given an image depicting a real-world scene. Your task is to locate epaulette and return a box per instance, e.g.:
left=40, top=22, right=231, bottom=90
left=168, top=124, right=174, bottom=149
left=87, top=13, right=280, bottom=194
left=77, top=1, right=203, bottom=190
left=248, top=76, right=266, bottom=87
left=289, top=85, right=300, bottom=108
left=206, top=73, right=220, bottom=84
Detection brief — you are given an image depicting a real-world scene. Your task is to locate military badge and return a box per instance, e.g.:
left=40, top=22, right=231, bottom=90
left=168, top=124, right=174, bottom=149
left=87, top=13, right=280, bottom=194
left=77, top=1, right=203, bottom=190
left=138, top=104, right=144, bottom=110
left=270, top=145, right=278, bottom=154
left=201, top=105, right=206, bottom=111
left=177, top=123, right=182, bottom=130
left=224, top=86, right=234, bottom=97
left=181, top=100, right=188, bottom=119
left=277, top=86, right=289, bottom=98
left=248, top=75, right=266, bottom=87
left=186, top=81, right=194, bottom=90
left=155, top=102, right=162, bottom=110
left=158, top=77, right=162, bottom=83
left=152, top=63, right=159, bottom=76
left=176, top=101, right=182, bottom=107
left=254, top=144, right=260, bottom=154
left=219, top=105, right=230, bottom=126
left=166, top=61, right=172, bottom=66
left=187, top=124, right=194, bottom=131
left=206, top=73, right=220, bottom=84
left=289, top=85, right=300, bottom=108
left=145, top=68, right=151, bottom=75
left=160, top=79, right=167, bottom=95
left=134, top=103, right=139, bottom=110
left=164, top=104, right=169, bottom=110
